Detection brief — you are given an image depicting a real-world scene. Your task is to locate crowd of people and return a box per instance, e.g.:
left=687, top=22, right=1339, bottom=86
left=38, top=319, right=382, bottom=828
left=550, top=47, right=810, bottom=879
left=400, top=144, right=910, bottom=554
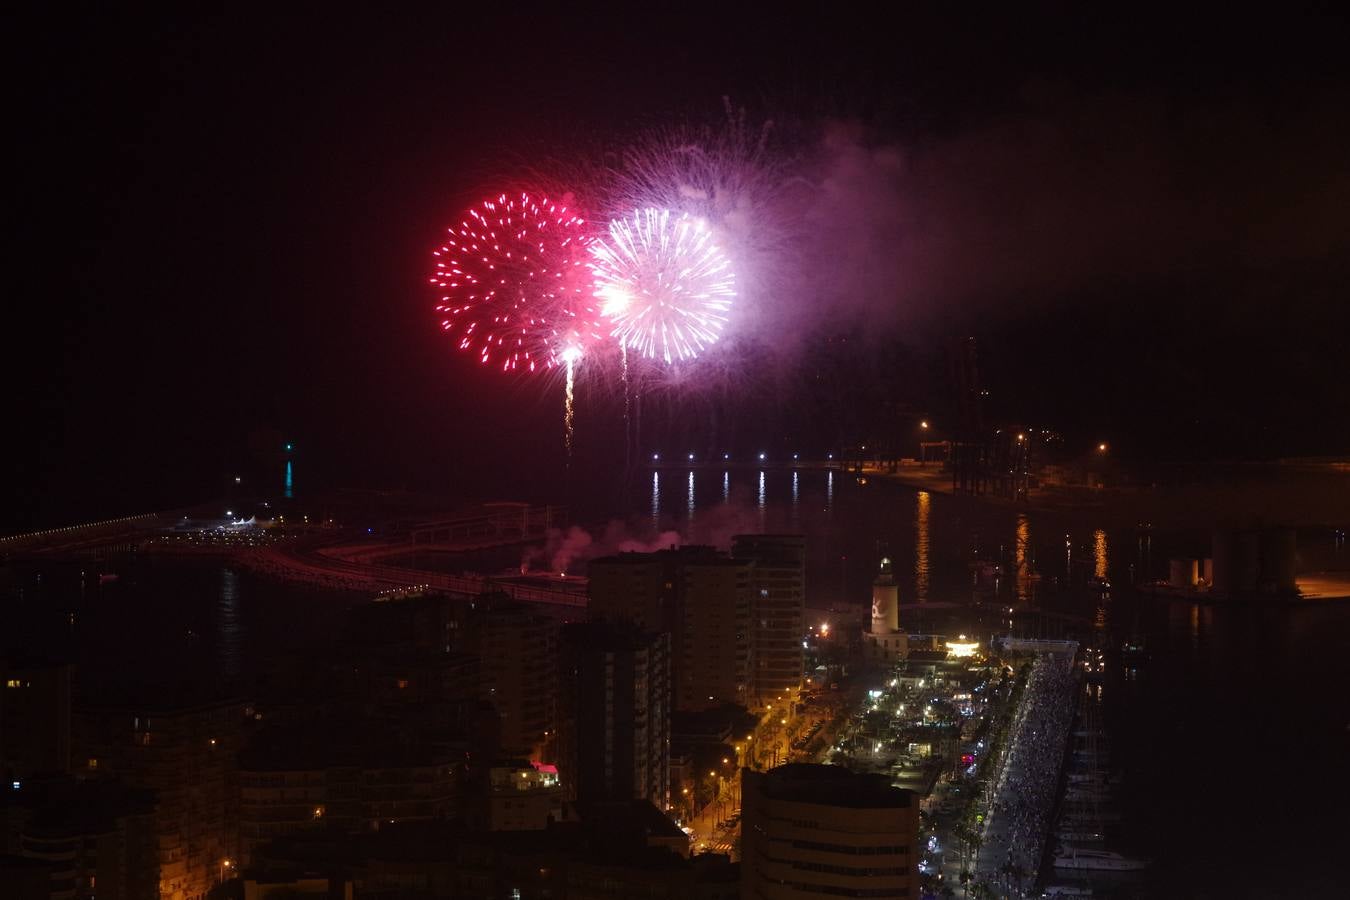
left=979, top=653, right=1078, bottom=890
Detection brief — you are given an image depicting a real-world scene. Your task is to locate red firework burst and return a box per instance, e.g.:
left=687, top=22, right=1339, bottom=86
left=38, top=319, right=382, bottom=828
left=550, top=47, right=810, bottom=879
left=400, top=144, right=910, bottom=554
left=430, top=191, right=603, bottom=373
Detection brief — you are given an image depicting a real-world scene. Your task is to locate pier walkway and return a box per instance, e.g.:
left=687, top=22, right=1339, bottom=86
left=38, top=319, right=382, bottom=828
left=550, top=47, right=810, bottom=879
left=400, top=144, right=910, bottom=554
left=974, top=648, right=1078, bottom=897
left=242, top=541, right=586, bottom=610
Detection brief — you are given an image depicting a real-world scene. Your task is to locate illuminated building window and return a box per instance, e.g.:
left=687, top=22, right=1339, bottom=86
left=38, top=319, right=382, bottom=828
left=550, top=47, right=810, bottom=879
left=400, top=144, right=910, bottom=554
left=88, top=758, right=98, bottom=769
left=4, top=680, right=20, bottom=688
left=396, top=679, right=409, bottom=690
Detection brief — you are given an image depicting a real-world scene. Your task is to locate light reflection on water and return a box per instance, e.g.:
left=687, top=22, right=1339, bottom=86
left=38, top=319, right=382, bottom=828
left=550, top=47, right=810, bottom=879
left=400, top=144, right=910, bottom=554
left=283, top=460, right=294, bottom=499
left=628, top=467, right=1315, bottom=620
left=1094, top=528, right=1109, bottom=580
left=1015, top=514, right=1032, bottom=602
left=914, top=490, right=930, bottom=603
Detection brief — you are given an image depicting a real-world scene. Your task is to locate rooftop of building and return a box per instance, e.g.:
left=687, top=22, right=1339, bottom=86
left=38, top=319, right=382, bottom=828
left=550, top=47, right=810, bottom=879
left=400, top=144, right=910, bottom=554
left=246, top=804, right=693, bottom=872
left=751, top=763, right=916, bottom=810
left=1, top=776, right=155, bottom=835
left=731, top=534, right=807, bottom=563
left=672, top=704, right=756, bottom=742
left=589, top=545, right=741, bottom=566
left=73, top=690, right=250, bottom=717
left=560, top=620, right=665, bottom=651
left=573, top=799, right=687, bottom=844
left=239, top=719, right=462, bottom=771
left=905, top=650, right=951, bottom=663
left=0, top=654, right=73, bottom=672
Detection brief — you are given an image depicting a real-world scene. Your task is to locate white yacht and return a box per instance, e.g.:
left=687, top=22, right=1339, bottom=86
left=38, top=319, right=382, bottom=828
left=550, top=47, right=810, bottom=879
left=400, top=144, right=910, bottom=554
left=1056, top=828, right=1105, bottom=842
left=1054, top=847, right=1150, bottom=871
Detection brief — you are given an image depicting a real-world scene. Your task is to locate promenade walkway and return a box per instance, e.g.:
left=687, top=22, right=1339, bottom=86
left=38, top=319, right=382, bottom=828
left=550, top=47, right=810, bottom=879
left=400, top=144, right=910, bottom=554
left=973, top=651, right=1078, bottom=897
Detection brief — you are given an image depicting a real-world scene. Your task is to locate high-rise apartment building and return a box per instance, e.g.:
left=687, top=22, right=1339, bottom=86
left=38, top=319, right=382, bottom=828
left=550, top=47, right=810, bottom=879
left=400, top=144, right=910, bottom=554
left=468, top=601, right=557, bottom=759
left=589, top=547, right=753, bottom=711
left=557, top=623, right=670, bottom=809
left=237, top=722, right=461, bottom=859
left=5, top=777, right=157, bottom=900
left=731, top=535, right=806, bottom=702
left=741, top=764, right=919, bottom=900
left=1, top=658, right=72, bottom=779
left=74, top=697, right=251, bottom=900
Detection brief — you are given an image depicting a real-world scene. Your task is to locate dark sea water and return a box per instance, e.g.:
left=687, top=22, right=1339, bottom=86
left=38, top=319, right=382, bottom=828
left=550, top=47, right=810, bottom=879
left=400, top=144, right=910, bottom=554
left=5, top=468, right=1347, bottom=897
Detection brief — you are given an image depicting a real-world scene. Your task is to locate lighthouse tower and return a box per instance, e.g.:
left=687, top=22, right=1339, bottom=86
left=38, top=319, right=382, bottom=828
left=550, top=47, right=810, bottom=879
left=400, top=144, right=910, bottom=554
left=863, top=555, right=908, bottom=662
left=871, top=556, right=899, bottom=634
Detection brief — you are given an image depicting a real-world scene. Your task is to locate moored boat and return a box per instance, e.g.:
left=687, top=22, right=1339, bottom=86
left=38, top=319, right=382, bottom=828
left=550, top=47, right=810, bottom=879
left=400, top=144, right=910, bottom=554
left=1054, top=847, right=1149, bottom=871
left=1056, top=828, right=1105, bottom=842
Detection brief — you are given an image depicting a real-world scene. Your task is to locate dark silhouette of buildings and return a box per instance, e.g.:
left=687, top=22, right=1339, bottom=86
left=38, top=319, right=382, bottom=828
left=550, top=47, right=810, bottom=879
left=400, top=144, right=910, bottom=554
left=237, top=718, right=462, bottom=860
left=467, top=600, right=558, bottom=760
left=558, top=623, right=670, bottom=809
left=0, top=776, right=157, bottom=900
left=2, top=659, right=72, bottom=781
left=74, top=698, right=251, bottom=900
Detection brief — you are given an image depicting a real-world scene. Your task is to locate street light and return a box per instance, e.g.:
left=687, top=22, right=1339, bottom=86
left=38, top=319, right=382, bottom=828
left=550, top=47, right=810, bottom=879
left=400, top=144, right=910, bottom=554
left=920, top=421, right=929, bottom=430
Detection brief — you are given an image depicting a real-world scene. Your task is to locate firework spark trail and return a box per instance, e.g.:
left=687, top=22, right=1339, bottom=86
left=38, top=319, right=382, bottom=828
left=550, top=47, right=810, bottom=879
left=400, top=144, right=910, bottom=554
left=564, top=355, right=577, bottom=458
left=591, top=209, right=735, bottom=365
left=430, top=191, right=603, bottom=375
left=620, top=344, right=631, bottom=470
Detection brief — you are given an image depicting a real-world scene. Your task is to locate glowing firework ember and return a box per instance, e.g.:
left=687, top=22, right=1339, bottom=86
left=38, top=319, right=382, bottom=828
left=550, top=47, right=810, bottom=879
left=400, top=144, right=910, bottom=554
left=430, top=192, right=602, bottom=373
left=590, top=209, right=735, bottom=364
left=561, top=345, right=580, bottom=454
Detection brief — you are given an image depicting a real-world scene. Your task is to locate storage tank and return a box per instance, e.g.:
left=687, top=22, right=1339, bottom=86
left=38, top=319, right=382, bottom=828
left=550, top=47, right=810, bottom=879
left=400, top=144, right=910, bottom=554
left=1213, top=528, right=1295, bottom=599
left=1212, top=530, right=1260, bottom=598
left=1168, top=558, right=1199, bottom=588
left=1258, top=527, right=1297, bottom=594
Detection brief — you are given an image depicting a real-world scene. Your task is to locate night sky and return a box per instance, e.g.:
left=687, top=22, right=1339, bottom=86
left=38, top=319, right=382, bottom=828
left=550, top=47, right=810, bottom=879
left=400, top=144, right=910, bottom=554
left=11, top=7, right=1350, bottom=531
